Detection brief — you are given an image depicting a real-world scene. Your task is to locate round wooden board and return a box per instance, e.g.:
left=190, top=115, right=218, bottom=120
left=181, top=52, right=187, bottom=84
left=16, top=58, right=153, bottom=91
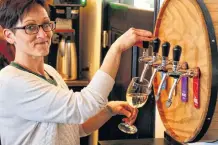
left=154, top=0, right=213, bottom=142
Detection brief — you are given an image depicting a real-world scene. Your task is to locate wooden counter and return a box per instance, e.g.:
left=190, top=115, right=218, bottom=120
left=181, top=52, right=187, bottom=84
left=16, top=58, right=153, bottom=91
left=99, top=138, right=168, bottom=145
left=64, top=79, right=89, bottom=87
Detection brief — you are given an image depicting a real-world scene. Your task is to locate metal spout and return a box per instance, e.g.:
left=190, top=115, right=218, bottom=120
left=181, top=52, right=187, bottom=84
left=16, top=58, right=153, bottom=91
left=166, top=77, right=180, bottom=108
left=139, top=63, right=149, bottom=82
left=155, top=72, right=167, bottom=101
left=148, top=68, right=158, bottom=90
left=138, top=56, right=156, bottom=63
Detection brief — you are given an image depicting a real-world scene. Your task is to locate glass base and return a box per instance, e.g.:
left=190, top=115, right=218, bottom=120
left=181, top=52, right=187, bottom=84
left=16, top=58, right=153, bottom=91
left=118, top=123, right=138, bottom=134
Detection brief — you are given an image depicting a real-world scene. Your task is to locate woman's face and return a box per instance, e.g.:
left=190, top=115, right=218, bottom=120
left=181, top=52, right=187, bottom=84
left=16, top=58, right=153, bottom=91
left=12, top=4, right=53, bottom=57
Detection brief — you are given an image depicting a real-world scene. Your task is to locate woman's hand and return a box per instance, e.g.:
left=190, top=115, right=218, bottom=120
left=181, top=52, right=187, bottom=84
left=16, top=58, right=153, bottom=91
left=100, top=28, right=153, bottom=79
left=107, top=101, right=138, bottom=125
left=112, top=27, right=154, bottom=53
left=81, top=101, right=138, bottom=135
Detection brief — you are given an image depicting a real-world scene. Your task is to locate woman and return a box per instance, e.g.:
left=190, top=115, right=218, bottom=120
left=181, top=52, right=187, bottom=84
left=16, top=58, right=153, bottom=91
left=0, top=0, right=153, bottom=145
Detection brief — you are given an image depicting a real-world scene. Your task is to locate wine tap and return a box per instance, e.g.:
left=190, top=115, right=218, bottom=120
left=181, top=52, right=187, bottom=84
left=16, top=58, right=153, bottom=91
left=165, top=45, right=182, bottom=108
left=139, top=38, right=161, bottom=82
left=153, top=42, right=171, bottom=101
left=148, top=42, right=170, bottom=89
left=142, top=41, right=150, bottom=57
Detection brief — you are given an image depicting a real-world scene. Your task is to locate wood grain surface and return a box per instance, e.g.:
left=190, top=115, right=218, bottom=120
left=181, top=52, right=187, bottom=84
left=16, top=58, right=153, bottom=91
left=154, top=0, right=218, bottom=143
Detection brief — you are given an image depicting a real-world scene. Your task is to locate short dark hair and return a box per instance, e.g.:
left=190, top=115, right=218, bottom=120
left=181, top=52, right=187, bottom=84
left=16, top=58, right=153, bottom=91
left=0, top=0, right=49, bottom=29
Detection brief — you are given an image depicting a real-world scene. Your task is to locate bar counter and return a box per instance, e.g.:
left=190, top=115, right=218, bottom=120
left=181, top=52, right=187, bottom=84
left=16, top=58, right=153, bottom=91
left=99, top=138, right=168, bottom=145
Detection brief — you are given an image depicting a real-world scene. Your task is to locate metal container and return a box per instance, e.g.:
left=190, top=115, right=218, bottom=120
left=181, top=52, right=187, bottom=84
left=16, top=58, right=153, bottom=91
left=56, top=35, right=77, bottom=80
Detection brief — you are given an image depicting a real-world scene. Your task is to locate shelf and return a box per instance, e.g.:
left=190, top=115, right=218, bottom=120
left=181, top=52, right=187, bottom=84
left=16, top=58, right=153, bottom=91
left=54, top=4, right=83, bottom=7
left=55, top=29, right=75, bottom=33
left=64, top=79, right=89, bottom=87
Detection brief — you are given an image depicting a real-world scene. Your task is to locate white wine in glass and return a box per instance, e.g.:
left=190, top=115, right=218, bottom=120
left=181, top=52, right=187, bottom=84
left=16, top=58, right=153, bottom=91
left=126, top=93, right=149, bottom=108
left=118, top=77, right=150, bottom=134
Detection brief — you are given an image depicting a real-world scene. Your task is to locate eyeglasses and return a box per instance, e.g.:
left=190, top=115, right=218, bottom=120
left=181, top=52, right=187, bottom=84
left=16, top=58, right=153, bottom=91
left=12, top=22, right=56, bottom=35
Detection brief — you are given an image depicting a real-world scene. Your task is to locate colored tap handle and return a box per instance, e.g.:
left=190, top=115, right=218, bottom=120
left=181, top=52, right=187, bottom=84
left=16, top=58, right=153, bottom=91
left=152, top=38, right=161, bottom=53
left=173, top=45, right=182, bottom=61
left=162, top=42, right=170, bottom=57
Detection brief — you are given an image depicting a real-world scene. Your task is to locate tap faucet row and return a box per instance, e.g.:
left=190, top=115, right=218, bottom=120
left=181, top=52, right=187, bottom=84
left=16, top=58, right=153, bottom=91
left=139, top=38, right=201, bottom=108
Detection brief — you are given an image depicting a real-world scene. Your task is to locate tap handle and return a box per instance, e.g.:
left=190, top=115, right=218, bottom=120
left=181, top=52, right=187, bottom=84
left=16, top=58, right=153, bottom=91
left=162, top=42, right=170, bottom=57
left=173, top=45, right=182, bottom=61
left=142, top=41, right=149, bottom=56
left=152, top=38, right=161, bottom=53
left=143, top=41, right=149, bottom=49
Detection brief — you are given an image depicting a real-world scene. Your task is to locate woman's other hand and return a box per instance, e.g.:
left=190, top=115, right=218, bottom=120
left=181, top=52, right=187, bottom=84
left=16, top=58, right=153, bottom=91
left=107, top=101, right=138, bottom=125
left=112, top=28, right=154, bottom=53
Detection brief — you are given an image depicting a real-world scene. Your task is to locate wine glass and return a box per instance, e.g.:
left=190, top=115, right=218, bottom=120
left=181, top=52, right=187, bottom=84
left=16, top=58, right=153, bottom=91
left=118, top=77, right=151, bottom=134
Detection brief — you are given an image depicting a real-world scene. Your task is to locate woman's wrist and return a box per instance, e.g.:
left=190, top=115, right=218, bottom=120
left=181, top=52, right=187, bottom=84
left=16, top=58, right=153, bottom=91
left=105, top=104, right=116, bottom=117
left=110, top=43, right=123, bottom=55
